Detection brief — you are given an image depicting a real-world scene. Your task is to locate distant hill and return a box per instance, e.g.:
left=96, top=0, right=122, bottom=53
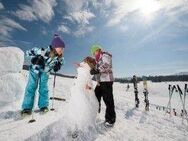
left=115, top=75, right=188, bottom=83
left=175, top=72, right=188, bottom=75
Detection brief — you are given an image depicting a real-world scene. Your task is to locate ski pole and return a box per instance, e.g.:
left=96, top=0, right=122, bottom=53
left=50, top=73, right=56, bottom=111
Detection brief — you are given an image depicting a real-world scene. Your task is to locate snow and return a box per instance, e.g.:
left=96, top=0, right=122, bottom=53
left=0, top=47, right=188, bottom=141
left=65, top=62, right=98, bottom=132
left=0, top=74, right=188, bottom=141
left=0, top=47, right=24, bottom=75
left=0, top=47, right=25, bottom=108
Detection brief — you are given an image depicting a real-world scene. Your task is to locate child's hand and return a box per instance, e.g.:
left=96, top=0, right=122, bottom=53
left=97, top=82, right=100, bottom=86
left=85, top=84, right=92, bottom=90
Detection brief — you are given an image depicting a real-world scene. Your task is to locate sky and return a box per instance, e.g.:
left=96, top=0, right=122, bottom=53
left=0, top=0, right=188, bottom=77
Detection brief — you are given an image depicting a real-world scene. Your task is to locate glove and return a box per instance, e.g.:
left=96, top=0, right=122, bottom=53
left=90, top=68, right=99, bottom=75
left=31, top=56, right=38, bottom=65
left=53, top=62, right=61, bottom=72
left=31, top=55, right=45, bottom=69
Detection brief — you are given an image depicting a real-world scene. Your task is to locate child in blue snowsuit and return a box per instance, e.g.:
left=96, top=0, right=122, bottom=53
left=21, top=34, right=65, bottom=114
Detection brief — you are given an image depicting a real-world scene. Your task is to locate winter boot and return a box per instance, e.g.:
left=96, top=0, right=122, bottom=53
left=21, top=109, right=32, bottom=116
left=40, top=107, right=49, bottom=113
left=104, top=120, right=114, bottom=128
left=135, top=99, right=140, bottom=108
left=145, top=105, right=149, bottom=111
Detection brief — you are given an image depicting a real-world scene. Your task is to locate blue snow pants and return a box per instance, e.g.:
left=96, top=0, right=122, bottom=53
left=22, top=68, right=49, bottom=110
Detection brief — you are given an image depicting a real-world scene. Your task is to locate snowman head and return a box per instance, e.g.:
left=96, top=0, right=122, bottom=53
left=76, top=56, right=96, bottom=78
left=83, top=56, right=96, bottom=70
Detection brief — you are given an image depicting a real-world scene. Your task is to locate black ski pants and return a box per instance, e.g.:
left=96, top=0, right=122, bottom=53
left=95, top=82, right=116, bottom=124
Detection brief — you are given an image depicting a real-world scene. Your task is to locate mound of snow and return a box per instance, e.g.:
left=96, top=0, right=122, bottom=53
left=0, top=47, right=25, bottom=108
left=0, top=47, right=24, bottom=75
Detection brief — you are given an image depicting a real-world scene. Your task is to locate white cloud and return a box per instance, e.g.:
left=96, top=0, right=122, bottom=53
left=106, top=0, right=139, bottom=26
left=64, top=0, right=96, bottom=25
left=91, top=0, right=113, bottom=9
left=160, top=0, right=187, bottom=11
left=104, top=0, right=188, bottom=27
left=70, top=10, right=95, bottom=25
left=0, top=2, right=4, bottom=10
left=74, top=26, right=95, bottom=37
left=133, top=2, right=188, bottom=49
left=15, top=5, right=37, bottom=21
left=14, top=0, right=57, bottom=23
left=0, top=18, right=27, bottom=37
left=63, top=15, right=74, bottom=22
left=58, top=24, right=71, bottom=34
left=64, top=0, right=88, bottom=13
left=61, top=0, right=96, bottom=37
left=0, top=17, right=27, bottom=46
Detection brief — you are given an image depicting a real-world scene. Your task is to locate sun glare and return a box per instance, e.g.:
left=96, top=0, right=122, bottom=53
left=137, top=0, right=161, bottom=18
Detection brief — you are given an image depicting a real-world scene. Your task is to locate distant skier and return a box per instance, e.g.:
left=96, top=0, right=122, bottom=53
left=21, top=34, right=65, bottom=115
left=90, top=44, right=116, bottom=127
left=126, top=83, right=130, bottom=91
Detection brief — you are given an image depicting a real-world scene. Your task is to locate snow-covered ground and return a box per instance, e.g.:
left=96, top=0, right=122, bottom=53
left=0, top=73, right=188, bottom=141
left=0, top=47, right=188, bottom=141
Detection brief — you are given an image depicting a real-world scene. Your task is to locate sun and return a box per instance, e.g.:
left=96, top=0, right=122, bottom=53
left=137, top=0, right=161, bottom=18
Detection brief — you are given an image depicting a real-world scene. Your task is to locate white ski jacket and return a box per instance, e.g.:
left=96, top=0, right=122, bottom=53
left=96, top=52, right=114, bottom=82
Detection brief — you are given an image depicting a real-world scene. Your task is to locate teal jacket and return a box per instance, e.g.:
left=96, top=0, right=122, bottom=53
left=26, top=46, right=64, bottom=74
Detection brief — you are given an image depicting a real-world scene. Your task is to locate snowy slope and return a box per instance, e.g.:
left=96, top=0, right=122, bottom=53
left=0, top=73, right=188, bottom=141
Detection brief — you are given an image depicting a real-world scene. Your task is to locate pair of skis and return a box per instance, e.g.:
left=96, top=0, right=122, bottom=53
left=133, top=75, right=149, bottom=111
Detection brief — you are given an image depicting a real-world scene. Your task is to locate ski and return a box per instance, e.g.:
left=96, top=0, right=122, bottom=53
left=142, top=77, right=150, bottom=111
left=50, top=97, right=66, bottom=101
left=20, top=112, right=32, bottom=119
left=133, top=75, right=140, bottom=108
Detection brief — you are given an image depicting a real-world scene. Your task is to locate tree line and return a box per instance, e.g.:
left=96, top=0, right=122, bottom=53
left=115, top=75, right=188, bottom=83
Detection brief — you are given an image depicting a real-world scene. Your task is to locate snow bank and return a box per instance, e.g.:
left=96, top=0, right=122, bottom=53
left=0, top=47, right=25, bottom=108
left=0, top=47, right=24, bottom=75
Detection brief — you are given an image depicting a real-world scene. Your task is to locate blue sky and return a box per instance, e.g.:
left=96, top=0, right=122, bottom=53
left=0, top=0, right=188, bottom=77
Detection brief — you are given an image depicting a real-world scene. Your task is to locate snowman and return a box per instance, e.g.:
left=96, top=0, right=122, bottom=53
left=66, top=56, right=99, bottom=137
